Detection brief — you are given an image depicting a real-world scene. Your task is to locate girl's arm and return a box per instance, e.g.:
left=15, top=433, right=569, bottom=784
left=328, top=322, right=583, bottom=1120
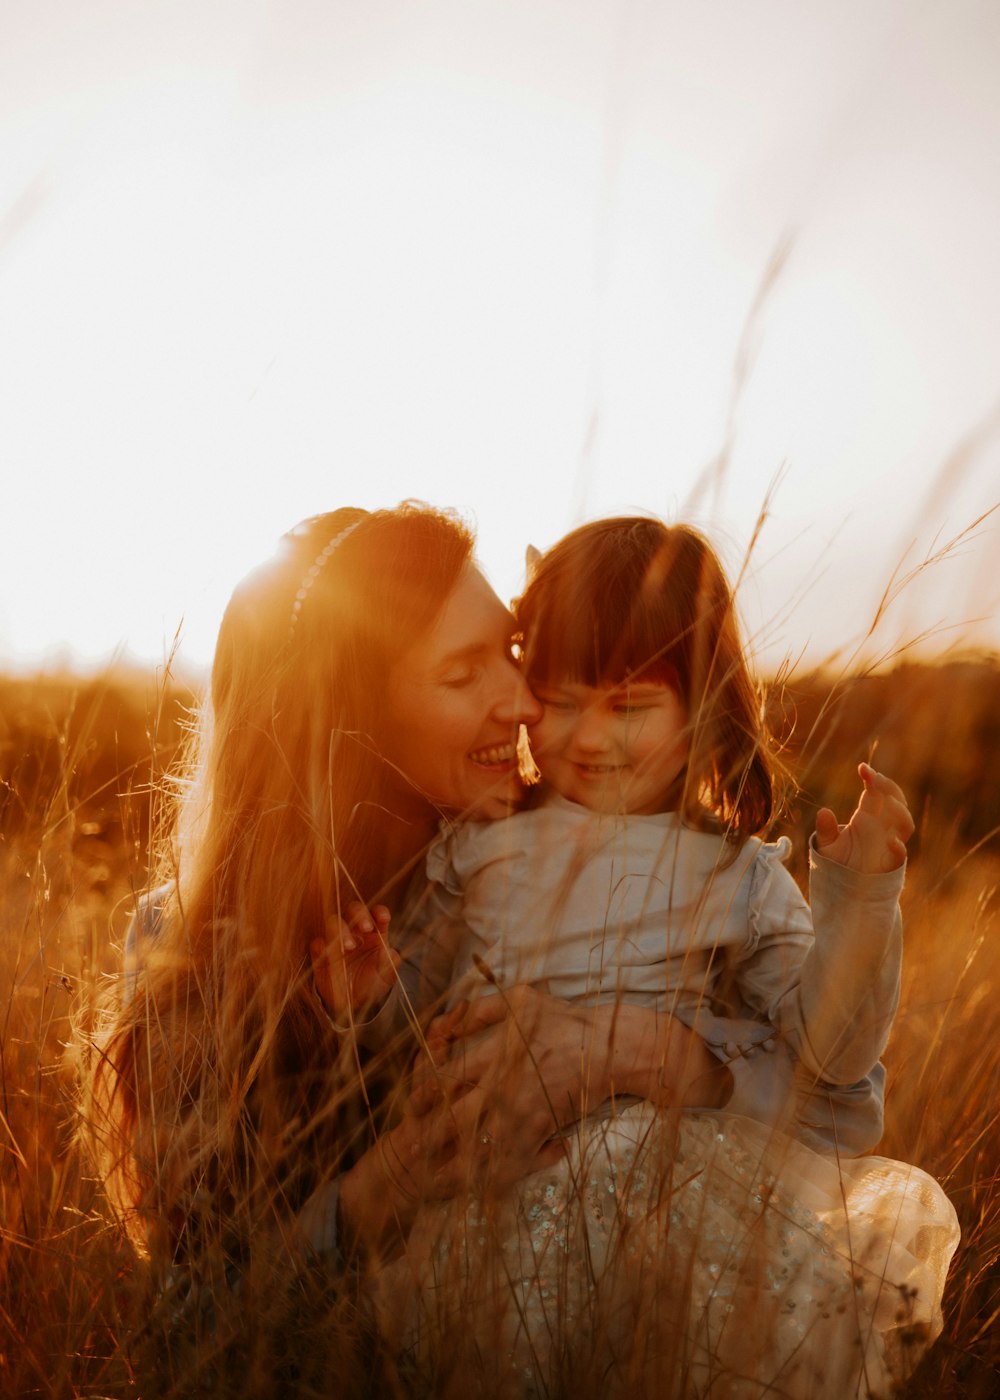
left=788, top=850, right=903, bottom=1081
left=737, top=765, right=909, bottom=1088
left=310, top=902, right=403, bottom=1041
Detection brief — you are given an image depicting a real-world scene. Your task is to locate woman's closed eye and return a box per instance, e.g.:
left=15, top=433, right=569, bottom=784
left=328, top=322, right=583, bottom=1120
left=441, top=668, right=479, bottom=689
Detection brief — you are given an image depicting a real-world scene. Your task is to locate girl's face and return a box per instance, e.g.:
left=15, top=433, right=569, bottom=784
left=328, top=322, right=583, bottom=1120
left=529, top=678, right=688, bottom=815
left=380, top=564, right=543, bottom=820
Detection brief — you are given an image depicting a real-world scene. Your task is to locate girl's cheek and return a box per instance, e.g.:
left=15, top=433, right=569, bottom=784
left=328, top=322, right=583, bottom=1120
left=550, top=717, right=578, bottom=750
left=529, top=715, right=561, bottom=752
left=528, top=717, right=549, bottom=748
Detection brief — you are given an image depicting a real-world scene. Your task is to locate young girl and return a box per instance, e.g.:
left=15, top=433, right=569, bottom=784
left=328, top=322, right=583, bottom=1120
left=429, top=516, right=906, bottom=1150
left=375, top=515, right=959, bottom=1400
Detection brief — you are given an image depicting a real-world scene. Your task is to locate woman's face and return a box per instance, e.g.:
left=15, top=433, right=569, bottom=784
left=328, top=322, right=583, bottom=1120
left=380, top=564, right=543, bottom=819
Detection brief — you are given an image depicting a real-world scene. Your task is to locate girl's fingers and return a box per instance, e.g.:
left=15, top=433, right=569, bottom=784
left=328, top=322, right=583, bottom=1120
left=858, top=767, right=914, bottom=837
left=866, top=791, right=915, bottom=842
left=338, top=901, right=391, bottom=954
left=858, top=764, right=908, bottom=805
left=814, top=807, right=842, bottom=849
left=344, top=900, right=374, bottom=944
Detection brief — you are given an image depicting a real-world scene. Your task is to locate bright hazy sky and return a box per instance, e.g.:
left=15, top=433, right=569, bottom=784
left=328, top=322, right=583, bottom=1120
left=2, top=0, right=998, bottom=679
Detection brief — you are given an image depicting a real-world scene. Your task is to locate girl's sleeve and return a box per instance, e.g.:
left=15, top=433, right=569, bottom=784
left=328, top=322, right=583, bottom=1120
left=315, top=831, right=470, bottom=1051
left=789, top=842, right=903, bottom=1084
left=737, top=837, right=903, bottom=1086
left=397, top=827, right=480, bottom=1014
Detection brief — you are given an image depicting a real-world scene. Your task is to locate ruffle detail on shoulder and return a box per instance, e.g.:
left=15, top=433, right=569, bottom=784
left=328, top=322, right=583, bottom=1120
left=425, top=827, right=462, bottom=896
left=744, top=836, right=813, bottom=954
left=427, top=814, right=542, bottom=895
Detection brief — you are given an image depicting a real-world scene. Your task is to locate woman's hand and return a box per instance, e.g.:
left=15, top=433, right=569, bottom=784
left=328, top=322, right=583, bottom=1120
left=410, top=987, right=596, bottom=1143
left=337, top=1080, right=565, bottom=1256
left=338, top=988, right=729, bottom=1256
left=310, top=901, right=400, bottom=1019
left=815, top=764, right=914, bottom=874
left=408, top=986, right=730, bottom=1158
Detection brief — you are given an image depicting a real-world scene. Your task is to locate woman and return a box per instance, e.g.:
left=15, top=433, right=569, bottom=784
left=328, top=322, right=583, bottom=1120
left=93, top=503, right=730, bottom=1387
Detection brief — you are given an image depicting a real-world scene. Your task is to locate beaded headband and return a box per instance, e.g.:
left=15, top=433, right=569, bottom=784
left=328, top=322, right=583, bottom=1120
left=288, top=518, right=362, bottom=639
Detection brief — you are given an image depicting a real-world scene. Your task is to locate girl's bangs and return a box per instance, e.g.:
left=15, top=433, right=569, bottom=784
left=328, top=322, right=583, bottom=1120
left=525, top=597, right=681, bottom=690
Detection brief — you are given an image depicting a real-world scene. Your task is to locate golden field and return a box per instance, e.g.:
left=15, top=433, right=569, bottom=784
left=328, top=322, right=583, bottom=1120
left=0, top=660, right=998, bottom=1398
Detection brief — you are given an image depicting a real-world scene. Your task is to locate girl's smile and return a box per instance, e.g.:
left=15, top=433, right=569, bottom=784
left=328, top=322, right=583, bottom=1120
left=529, top=679, right=689, bottom=815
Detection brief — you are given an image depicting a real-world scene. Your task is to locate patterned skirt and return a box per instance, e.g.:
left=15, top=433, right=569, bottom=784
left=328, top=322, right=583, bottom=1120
left=373, top=1106, right=960, bottom=1399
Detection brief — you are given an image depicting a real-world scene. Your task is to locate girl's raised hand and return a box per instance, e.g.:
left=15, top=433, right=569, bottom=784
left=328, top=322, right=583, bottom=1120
left=815, top=763, right=914, bottom=874
left=310, top=901, right=400, bottom=1018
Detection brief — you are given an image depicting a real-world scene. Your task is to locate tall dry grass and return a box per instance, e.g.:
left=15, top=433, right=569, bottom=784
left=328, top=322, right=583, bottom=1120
left=1, top=661, right=998, bottom=1397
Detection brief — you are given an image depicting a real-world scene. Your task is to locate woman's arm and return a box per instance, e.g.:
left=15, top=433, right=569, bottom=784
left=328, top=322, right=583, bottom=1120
left=299, top=986, right=731, bottom=1264
left=409, top=987, right=732, bottom=1151
left=302, top=1074, right=567, bottom=1262
left=305, top=899, right=732, bottom=1259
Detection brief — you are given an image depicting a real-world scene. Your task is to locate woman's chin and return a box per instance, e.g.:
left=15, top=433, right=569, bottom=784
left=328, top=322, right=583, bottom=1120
left=463, top=764, right=524, bottom=818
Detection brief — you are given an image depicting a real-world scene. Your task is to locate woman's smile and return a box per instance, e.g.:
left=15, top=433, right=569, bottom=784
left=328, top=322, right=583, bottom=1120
left=469, top=741, right=518, bottom=767
left=381, top=565, right=541, bottom=819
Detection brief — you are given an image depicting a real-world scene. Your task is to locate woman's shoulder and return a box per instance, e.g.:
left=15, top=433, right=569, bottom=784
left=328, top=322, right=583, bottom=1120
left=130, top=883, right=174, bottom=938
left=123, top=882, right=176, bottom=1001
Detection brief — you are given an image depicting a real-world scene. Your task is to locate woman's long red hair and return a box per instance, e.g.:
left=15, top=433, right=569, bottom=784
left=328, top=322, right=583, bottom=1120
left=88, top=502, right=473, bottom=1254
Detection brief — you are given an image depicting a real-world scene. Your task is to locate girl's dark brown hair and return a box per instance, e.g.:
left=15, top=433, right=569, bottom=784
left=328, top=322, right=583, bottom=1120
left=517, top=515, right=774, bottom=843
